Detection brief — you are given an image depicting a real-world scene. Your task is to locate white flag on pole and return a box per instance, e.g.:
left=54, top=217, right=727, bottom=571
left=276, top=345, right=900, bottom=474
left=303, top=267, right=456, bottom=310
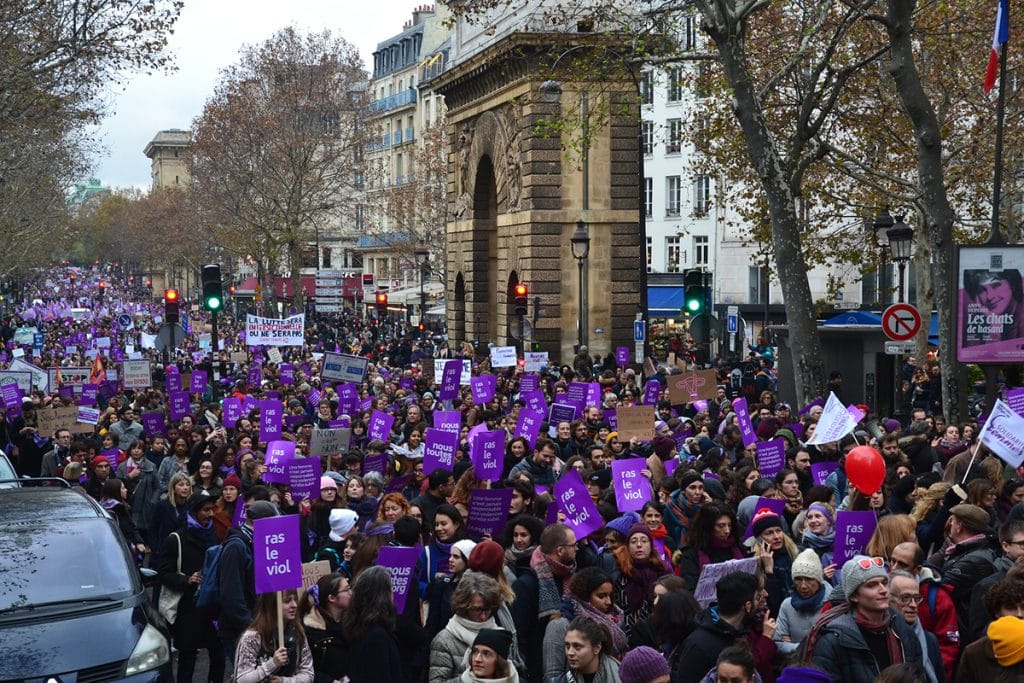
left=977, top=399, right=1024, bottom=468
left=807, top=392, right=859, bottom=445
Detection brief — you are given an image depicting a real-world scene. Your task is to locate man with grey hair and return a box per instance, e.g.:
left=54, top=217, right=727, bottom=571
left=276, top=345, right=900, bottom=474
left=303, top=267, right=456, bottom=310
left=888, top=570, right=946, bottom=683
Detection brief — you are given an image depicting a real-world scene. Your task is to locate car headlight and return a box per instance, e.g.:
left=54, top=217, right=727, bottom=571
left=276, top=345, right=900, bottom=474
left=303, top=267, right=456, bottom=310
left=124, top=623, right=170, bottom=676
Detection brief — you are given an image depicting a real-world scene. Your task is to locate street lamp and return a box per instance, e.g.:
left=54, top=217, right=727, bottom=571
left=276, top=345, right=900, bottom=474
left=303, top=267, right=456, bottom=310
left=415, top=244, right=429, bottom=332
left=887, top=216, right=914, bottom=303
left=570, top=219, right=591, bottom=350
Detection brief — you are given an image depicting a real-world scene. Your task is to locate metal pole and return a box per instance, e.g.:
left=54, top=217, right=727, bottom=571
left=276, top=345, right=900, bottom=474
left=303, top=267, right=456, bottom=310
left=581, top=91, right=589, bottom=350
left=210, top=309, right=219, bottom=401
left=577, top=259, right=585, bottom=350
left=990, top=41, right=1009, bottom=244
left=420, top=262, right=427, bottom=332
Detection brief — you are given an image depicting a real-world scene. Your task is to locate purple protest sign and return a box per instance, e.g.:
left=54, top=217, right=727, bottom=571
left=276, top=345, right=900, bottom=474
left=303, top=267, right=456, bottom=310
left=732, top=397, right=757, bottom=447
left=616, top=346, right=630, bottom=366
left=398, top=377, right=415, bottom=391
left=279, top=364, right=295, bottom=385
left=101, top=447, right=121, bottom=472
left=755, top=438, right=786, bottom=478
left=222, top=398, right=242, bottom=427
left=423, top=428, right=458, bottom=475
left=284, top=414, right=305, bottom=431
left=549, top=403, right=577, bottom=428
left=521, top=389, right=546, bottom=412
left=603, top=408, right=618, bottom=430
left=471, top=374, right=496, bottom=404
left=566, top=382, right=588, bottom=407
left=190, top=370, right=208, bottom=394
left=1007, top=388, right=1024, bottom=417
left=79, top=383, right=97, bottom=407
left=368, top=410, right=395, bottom=441
left=470, top=429, right=505, bottom=480
left=514, top=407, right=545, bottom=448
left=166, top=370, right=181, bottom=392
left=253, top=515, right=302, bottom=594
left=58, top=385, right=74, bottom=401
left=263, top=440, right=295, bottom=484
left=743, top=496, right=787, bottom=539
left=798, top=397, right=824, bottom=416
left=286, top=457, right=321, bottom=501
left=141, top=411, right=165, bottom=436
left=376, top=546, right=419, bottom=613
left=665, top=457, right=681, bottom=478
left=385, top=474, right=412, bottom=494
left=554, top=469, right=603, bottom=538
left=336, top=383, right=358, bottom=413
left=438, top=360, right=462, bottom=400
left=642, top=380, right=661, bottom=406
left=586, top=383, right=601, bottom=409
left=1, top=382, right=22, bottom=408
left=168, top=391, right=189, bottom=421
left=362, top=452, right=388, bottom=476
left=835, top=511, right=878, bottom=566
left=259, top=399, right=282, bottom=442
left=306, top=387, right=322, bottom=407
left=467, top=489, right=513, bottom=539
left=810, top=461, right=839, bottom=486
left=433, top=410, right=462, bottom=435
left=611, top=458, right=652, bottom=512
left=789, top=422, right=805, bottom=440
left=242, top=395, right=259, bottom=416
left=519, top=374, right=539, bottom=393
left=247, top=365, right=262, bottom=389
left=693, top=400, right=708, bottom=413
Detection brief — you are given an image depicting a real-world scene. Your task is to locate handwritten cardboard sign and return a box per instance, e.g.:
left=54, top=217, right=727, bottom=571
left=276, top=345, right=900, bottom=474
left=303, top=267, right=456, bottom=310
left=615, top=405, right=655, bottom=443
left=666, top=369, right=719, bottom=404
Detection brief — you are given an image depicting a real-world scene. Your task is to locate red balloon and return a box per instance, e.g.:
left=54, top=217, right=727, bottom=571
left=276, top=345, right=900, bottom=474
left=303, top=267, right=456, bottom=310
left=846, top=445, right=886, bottom=495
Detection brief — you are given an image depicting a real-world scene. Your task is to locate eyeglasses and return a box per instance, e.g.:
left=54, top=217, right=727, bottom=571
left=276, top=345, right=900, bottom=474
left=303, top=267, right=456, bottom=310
left=467, top=606, right=493, bottom=616
left=857, top=556, right=885, bottom=569
left=893, top=593, right=924, bottom=606
left=1005, top=540, right=1024, bottom=549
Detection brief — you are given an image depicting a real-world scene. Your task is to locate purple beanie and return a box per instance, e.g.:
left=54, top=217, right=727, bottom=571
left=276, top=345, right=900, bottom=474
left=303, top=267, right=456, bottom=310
left=619, top=646, right=670, bottom=683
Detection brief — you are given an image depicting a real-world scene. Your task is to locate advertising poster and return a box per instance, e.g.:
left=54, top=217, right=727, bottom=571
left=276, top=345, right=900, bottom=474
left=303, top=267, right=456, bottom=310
left=958, top=246, right=1024, bottom=363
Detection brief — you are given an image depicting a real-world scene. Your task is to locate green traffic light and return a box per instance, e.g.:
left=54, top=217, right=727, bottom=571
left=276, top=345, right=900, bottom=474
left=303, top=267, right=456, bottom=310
left=207, top=296, right=221, bottom=310
left=686, top=298, right=701, bottom=312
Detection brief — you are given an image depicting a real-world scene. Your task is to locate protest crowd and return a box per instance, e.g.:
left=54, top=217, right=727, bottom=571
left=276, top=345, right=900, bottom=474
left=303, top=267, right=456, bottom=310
left=5, top=264, right=1024, bottom=683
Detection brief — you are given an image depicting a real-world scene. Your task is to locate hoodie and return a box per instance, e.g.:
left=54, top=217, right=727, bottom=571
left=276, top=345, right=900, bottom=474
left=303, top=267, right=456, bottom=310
left=674, top=608, right=748, bottom=683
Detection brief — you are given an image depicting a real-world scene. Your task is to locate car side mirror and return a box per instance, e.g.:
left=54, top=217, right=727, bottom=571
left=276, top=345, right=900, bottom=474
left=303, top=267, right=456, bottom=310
left=139, top=567, right=160, bottom=588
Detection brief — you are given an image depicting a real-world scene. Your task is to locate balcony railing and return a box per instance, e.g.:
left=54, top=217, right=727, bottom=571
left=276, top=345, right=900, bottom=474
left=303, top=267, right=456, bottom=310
left=369, top=88, right=417, bottom=114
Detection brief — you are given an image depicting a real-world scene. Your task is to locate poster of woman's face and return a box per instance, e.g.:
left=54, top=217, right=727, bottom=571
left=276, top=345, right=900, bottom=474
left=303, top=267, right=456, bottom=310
left=958, top=246, right=1024, bottom=363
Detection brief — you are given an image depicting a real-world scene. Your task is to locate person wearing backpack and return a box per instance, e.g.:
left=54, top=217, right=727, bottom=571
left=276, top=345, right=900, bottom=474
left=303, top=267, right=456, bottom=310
left=158, top=490, right=224, bottom=683
left=220, top=500, right=278, bottom=673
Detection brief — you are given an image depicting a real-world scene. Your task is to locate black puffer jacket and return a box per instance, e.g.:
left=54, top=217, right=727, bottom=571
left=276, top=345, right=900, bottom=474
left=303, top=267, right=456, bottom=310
left=929, top=534, right=998, bottom=636
left=303, top=608, right=350, bottom=683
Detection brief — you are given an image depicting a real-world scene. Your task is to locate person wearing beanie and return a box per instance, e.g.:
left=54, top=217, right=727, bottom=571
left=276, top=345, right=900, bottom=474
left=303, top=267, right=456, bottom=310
left=308, top=472, right=345, bottom=549
left=664, top=470, right=706, bottom=550
left=309, top=508, right=359, bottom=574
left=462, top=628, right=520, bottom=683
left=83, top=454, right=114, bottom=500
left=957, top=578, right=1024, bottom=683
left=752, top=508, right=798, bottom=616
left=930, top=503, right=997, bottom=638
left=212, top=472, right=243, bottom=540
left=610, top=524, right=669, bottom=633
left=776, top=666, right=830, bottom=683
left=774, top=549, right=827, bottom=655
left=604, top=512, right=642, bottom=554
left=468, top=541, right=525, bottom=672
left=620, top=646, right=669, bottom=683
left=806, top=555, right=924, bottom=683
left=799, top=503, right=837, bottom=582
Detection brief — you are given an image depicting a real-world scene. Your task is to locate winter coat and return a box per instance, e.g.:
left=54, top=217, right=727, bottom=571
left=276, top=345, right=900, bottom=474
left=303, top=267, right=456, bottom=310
left=915, top=572, right=959, bottom=683
left=217, top=526, right=257, bottom=641
left=674, top=609, right=749, bottom=683
left=459, top=647, right=520, bottom=683
left=774, top=593, right=824, bottom=654
left=808, top=610, right=924, bottom=683
left=302, top=608, right=350, bottom=683
left=957, top=635, right=1024, bottom=683
left=508, top=457, right=555, bottom=488
left=677, top=541, right=746, bottom=592
left=967, top=555, right=1012, bottom=643
left=116, top=456, right=159, bottom=535
left=158, top=524, right=220, bottom=652
left=928, top=535, right=997, bottom=637
left=552, top=655, right=620, bottom=683
left=430, top=618, right=496, bottom=683
left=345, top=625, right=404, bottom=683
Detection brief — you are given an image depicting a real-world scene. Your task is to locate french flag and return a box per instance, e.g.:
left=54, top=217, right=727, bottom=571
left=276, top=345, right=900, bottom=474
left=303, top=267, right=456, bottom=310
left=984, top=0, right=1010, bottom=94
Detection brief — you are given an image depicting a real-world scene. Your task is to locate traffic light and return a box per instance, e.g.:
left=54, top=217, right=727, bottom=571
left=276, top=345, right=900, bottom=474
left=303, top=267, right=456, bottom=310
left=375, top=292, right=388, bottom=312
left=98, top=282, right=106, bottom=302
left=683, top=269, right=706, bottom=315
left=514, top=283, right=528, bottom=316
left=530, top=341, right=542, bottom=352
left=69, top=273, right=75, bottom=285
left=201, top=264, right=223, bottom=312
left=164, top=289, right=180, bottom=323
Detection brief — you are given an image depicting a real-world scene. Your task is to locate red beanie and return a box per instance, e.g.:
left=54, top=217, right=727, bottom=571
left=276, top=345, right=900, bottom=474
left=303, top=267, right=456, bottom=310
left=90, top=455, right=110, bottom=471
left=468, top=540, right=505, bottom=579
left=223, top=473, right=242, bottom=491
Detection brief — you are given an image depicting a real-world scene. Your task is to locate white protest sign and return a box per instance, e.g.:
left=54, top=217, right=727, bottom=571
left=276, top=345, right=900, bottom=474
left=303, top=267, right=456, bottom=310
left=0, top=371, right=33, bottom=394
left=806, top=392, right=858, bottom=445
left=245, top=313, right=305, bottom=347
left=76, top=406, right=101, bottom=425
left=524, top=352, right=549, bottom=372
left=489, top=346, right=517, bottom=367
left=309, top=428, right=352, bottom=456
left=266, top=347, right=283, bottom=364
left=693, top=558, right=759, bottom=608
left=433, top=359, right=472, bottom=386
left=8, top=358, right=49, bottom=392
left=122, top=360, right=152, bottom=390
left=321, top=352, right=369, bottom=384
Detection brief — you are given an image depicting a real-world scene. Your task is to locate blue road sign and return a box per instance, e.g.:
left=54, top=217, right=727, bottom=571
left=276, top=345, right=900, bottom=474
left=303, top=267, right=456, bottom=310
left=634, top=321, right=646, bottom=342
left=117, top=314, right=132, bottom=328
left=727, top=315, right=737, bottom=334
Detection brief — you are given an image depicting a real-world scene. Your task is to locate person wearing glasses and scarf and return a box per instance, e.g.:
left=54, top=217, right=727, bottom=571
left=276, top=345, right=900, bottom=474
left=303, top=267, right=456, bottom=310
left=804, top=556, right=924, bottom=683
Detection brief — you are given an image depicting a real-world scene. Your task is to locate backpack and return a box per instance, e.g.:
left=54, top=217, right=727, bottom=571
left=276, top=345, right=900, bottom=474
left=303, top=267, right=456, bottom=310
left=313, top=544, right=343, bottom=571
left=195, top=535, right=250, bottom=608
left=740, top=363, right=757, bottom=398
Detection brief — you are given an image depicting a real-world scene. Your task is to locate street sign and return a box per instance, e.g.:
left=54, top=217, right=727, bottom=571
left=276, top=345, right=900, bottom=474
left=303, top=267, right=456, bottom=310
left=634, top=321, right=646, bottom=342
left=881, top=303, right=922, bottom=341
left=884, top=341, right=916, bottom=355
left=155, top=323, right=188, bottom=353
left=833, top=301, right=860, bottom=310
left=117, top=314, right=132, bottom=328
left=634, top=342, right=643, bottom=364
left=726, top=305, right=738, bottom=334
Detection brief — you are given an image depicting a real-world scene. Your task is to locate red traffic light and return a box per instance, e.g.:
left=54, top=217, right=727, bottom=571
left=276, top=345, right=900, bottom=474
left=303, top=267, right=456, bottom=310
left=99, top=282, right=106, bottom=290
left=164, top=289, right=179, bottom=302
left=375, top=292, right=388, bottom=306
left=514, top=284, right=528, bottom=297
left=228, top=285, right=236, bottom=294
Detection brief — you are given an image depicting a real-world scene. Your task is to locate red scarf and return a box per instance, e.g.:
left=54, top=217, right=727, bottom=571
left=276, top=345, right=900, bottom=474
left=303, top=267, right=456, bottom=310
left=853, top=610, right=904, bottom=667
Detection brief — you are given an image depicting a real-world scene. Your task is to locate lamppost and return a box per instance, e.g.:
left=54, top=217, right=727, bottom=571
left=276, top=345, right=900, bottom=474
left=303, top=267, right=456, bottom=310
left=570, top=220, right=590, bottom=351
left=415, top=244, right=429, bottom=332
left=887, top=216, right=914, bottom=303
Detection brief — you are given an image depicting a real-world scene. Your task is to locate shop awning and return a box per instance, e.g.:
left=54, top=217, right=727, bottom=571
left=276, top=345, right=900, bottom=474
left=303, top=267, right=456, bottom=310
left=648, top=286, right=683, bottom=317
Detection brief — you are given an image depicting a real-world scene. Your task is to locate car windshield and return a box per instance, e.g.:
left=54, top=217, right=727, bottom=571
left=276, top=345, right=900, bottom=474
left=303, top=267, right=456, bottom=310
left=0, top=517, right=136, bottom=612
left=0, top=453, right=15, bottom=488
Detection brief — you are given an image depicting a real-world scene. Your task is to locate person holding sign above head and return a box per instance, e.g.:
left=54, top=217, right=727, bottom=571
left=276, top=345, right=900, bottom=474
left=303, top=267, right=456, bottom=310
left=234, top=588, right=314, bottom=683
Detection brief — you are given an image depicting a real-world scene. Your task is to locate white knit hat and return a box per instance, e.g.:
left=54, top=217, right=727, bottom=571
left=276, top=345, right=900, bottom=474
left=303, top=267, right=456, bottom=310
left=452, top=539, right=478, bottom=561
left=791, top=548, right=824, bottom=583
left=328, top=509, right=359, bottom=542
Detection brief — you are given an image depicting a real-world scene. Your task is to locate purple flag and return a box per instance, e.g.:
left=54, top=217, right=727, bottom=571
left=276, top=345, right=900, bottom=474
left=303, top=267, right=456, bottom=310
left=223, top=398, right=242, bottom=427
left=279, top=364, right=295, bottom=385
left=732, top=397, right=757, bottom=447
left=471, top=429, right=505, bottom=480
left=433, top=410, right=462, bottom=435
left=247, top=365, right=262, bottom=389
left=438, top=360, right=461, bottom=400
left=553, top=469, right=603, bottom=538
left=190, top=370, right=208, bottom=394
left=471, top=374, right=497, bottom=404
left=169, top=391, right=190, bottom=421
left=423, top=428, right=458, bottom=475
left=611, top=458, right=652, bottom=512
left=253, top=515, right=302, bottom=594
left=368, top=410, right=394, bottom=442
left=743, top=497, right=786, bottom=540
left=642, top=380, right=661, bottom=406
left=264, top=440, right=295, bottom=484
left=810, top=461, right=839, bottom=486
left=835, top=511, right=878, bottom=566
left=466, top=489, right=513, bottom=539
left=521, top=389, right=546, bottom=412
left=616, top=346, right=630, bottom=366
left=519, top=374, right=539, bottom=393
left=141, top=411, right=165, bottom=436
left=287, top=457, right=321, bottom=501
left=755, top=437, right=786, bottom=478
left=376, top=546, right=419, bottom=613
left=79, top=383, right=97, bottom=407
left=259, top=399, right=282, bottom=441
left=362, top=452, right=388, bottom=476
left=514, top=407, right=545, bottom=448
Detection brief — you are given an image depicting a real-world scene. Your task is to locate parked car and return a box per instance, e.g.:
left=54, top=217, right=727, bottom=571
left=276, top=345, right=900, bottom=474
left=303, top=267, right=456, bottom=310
left=0, top=484, right=171, bottom=681
left=0, top=448, right=16, bottom=488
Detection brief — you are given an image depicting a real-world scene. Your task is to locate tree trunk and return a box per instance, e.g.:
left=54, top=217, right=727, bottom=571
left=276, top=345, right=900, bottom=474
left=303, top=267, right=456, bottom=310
left=706, top=25, right=827, bottom=404
left=288, top=233, right=303, bottom=313
left=912, top=221, right=933, bottom=361
left=883, top=0, right=961, bottom=423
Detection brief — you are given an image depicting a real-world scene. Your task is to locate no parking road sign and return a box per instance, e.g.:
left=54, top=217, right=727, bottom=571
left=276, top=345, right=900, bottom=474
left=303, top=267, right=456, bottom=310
left=882, top=303, right=921, bottom=342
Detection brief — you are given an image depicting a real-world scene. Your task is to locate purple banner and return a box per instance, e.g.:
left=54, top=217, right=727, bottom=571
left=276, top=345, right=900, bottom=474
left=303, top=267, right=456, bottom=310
left=642, top=380, right=661, bottom=406
left=423, top=428, right=458, bottom=475
left=79, top=383, right=97, bottom=407
left=141, top=411, right=165, bottom=436
left=553, top=469, right=603, bottom=539
left=1007, top=388, right=1024, bottom=417
left=253, top=515, right=302, bottom=594
left=514, top=407, right=545, bottom=448
left=549, top=403, right=577, bottom=427
left=169, top=391, right=190, bottom=421
left=835, top=510, right=878, bottom=566
left=264, top=440, right=295, bottom=484
left=279, top=364, right=295, bottom=385
left=810, top=461, right=839, bottom=486
left=368, top=410, right=394, bottom=442
left=732, top=397, right=757, bottom=447
left=611, top=458, right=652, bottom=512
left=438, top=360, right=461, bottom=400
left=471, top=374, right=496, bottom=404
left=223, top=398, right=242, bottom=427
left=247, top=365, right=262, bottom=389
left=616, top=346, right=630, bottom=366
left=259, top=399, right=282, bottom=442
left=286, top=457, right=321, bottom=501
left=362, top=452, right=388, bottom=476
left=519, top=374, right=539, bottom=393
left=743, top=496, right=787, bottom=540
left=433, top=410, right=462, bottom=435
left=376, top=546, right=419, bottom=613
left=470, top=429, right=505, bottom=480
left=190, top=370, right=207, bottom=394
left=755, top=438, right=786, bottom=478
left=466, top=488, right=513, bottom=539
left=521, top=389, right=546, bottom=412
left=166, top=370, right=181, bottom=392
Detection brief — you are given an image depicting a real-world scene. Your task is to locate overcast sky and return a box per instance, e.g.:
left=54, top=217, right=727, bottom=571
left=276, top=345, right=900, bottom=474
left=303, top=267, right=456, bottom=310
left=90, top=0, right=416, bottom=190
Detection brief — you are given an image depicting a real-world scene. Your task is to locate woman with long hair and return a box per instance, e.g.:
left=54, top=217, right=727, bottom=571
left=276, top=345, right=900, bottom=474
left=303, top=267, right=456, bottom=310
left=664, top=471, right=706, bottom=551
left=350, top=521, right=396, bottom=579
left=501, top=514, right=545, bottom=580
left=341, top=565, right=403, bottom=683
left=966, top=479, right=998, bottom=527
left=300, top=573, right=351, bottom=683
left=234, top=588, right=313, bottom=682
left=149, top=472, right=192, bottom=567
left=100, top=478, right=147, bottom=559
left=639, top=501, right=673, bottom=567
left=191, top=457, right=223, bottom=498
left=866, top=514, right=918, bottom=560
left=542, top=567, right=628, bottom=681
left=997, top=478, right=1024, bottom=522
left=751, top=508, right=799, bottom=617
left=309, top=476, right=344, bottom=548
left=911, top=481, right=954, bottom=555
left=676, top=503, right=745, bottom=590
left=555, top=616, right=621, bottom=683
left=425, top=538, right=478, bottom=642
left=419, top=503, right=468, bottom=599
left=429, top=573, right=503, bottom=683
left=610, top=524, right=668, bottom=634
left=649, top=589, right=702, bottom=675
